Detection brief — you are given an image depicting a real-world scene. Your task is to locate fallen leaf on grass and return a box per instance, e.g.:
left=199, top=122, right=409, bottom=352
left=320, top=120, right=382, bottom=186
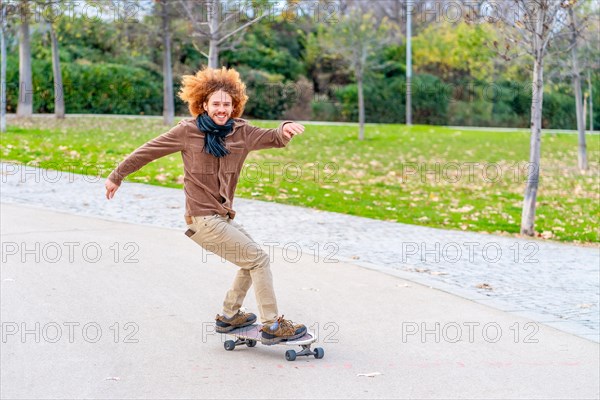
left=357, top=372, right=383, bottom=378
left=450, top=205, right=474, bottom=213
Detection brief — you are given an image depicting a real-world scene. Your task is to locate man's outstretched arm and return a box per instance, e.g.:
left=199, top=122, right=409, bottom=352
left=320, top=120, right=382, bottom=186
left=245, top=121, right=305, bottom=151
left=105, top=122, right=187, bottom=200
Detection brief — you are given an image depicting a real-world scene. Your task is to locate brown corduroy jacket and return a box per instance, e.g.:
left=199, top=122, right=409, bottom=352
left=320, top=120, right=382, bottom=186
left=108, top=118, right=292, bottom=219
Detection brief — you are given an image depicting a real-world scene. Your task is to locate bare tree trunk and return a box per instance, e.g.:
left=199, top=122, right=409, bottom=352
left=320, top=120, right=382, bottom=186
left=405, top=0, right=412, bottom=125
left=1, top=7, right=6, bottom=133
left=521, top=57, right=544, bottom=236
left=589, top=70, right=594, bottom=132
left=208, top=0, right=219, bottom=68
left=50, top=24, right=65, bottom=119
left=17, top=1, right=33, bottom=117
left=569, top=7, right=587, bottom=170
left=583, top=92, right=587, bottom=130
left=208, top=40, right=219, bottom=68
left=357, top=72, right=365, bottom=140
left=161, top=0, right=174, bottom=125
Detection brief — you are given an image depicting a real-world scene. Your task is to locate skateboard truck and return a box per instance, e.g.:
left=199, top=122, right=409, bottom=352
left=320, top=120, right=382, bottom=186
left=283, top=343, right=325, bottom=362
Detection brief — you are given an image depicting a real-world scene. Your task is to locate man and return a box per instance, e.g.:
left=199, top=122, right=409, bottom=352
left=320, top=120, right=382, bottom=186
left=105, top=66, right=307, bottom=343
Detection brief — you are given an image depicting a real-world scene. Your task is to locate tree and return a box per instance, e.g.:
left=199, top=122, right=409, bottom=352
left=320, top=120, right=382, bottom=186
left=1, top=3, right=8, bottom=132
left=321, top=11, right=395, bottom=140
left=44, top=1, right=65, bottom=118
left=588, top=70, right=594, bottom=131
left=177, top=0, right=272, bottom=68
left=49, top=23, right=64, bottom=118
left=539, top=0, right=598, bottom=167
left=567, top=4, right=586, bottom=170
left=475, top=0, right=575, bottom=236
left=412, top=21, right=495, bottom=81
left=406, top=0, right=412, bottom=126
left=17, top=0, right=32, bottom=117
left=158, top=0, right=174, bottom=125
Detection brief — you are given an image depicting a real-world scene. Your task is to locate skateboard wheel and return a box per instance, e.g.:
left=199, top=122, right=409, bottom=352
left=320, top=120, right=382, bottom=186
left=285, top=349, right=297, bottom=361
left=246, top=340, right=257, bottom=348
left=314, top=347, right=325, bottom=359
left=224, top=340, right=236, bottom=351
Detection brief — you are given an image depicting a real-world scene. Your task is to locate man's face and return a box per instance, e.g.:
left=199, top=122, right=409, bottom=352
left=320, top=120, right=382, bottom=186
left=203, top=90, right=234, bottom=125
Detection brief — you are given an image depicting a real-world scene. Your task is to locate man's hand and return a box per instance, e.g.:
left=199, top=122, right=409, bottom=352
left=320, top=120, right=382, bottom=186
left=282, top=122, right=305, bottom=140
left=105, top=178, right=120, bottom=200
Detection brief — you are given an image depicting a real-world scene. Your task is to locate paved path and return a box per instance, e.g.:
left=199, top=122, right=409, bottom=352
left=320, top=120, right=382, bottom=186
left=1, top=203, right=598, bottom=399
left=1, top=162, right=599, bottom=343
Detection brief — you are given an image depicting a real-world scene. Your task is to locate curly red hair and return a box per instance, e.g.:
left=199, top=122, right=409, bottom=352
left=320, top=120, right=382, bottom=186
left=178, top=66, right=248, bottom=118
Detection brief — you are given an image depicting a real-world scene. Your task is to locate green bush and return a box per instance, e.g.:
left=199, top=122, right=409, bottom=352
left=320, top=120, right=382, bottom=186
left=592, top=73, right=600, bottom=130
left=446, top=80, right=527, bottom=128
left=328, top=74, right=448, bottom=125
left=237, top=67, right=297, bottom=120
left=542, top=91, right=576, bottom=129
left=6, top=56, right=163, bottom=115
left=62, top=62, right=163, bottom=115
left=412, top=73, right=449, bottom=125
left=311, top=98, right=341, bottom=121
left=448, top=100, right=492, bottom=127
left=221, top=19, right=306, bottom=81
left=490, top=100, right=528, bottom=127
left=336, top=78, right=406, bottom=123
left=335, top=84, right=358, bottom=122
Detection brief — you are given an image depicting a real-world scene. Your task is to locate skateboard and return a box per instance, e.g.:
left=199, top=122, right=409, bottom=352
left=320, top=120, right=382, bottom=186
left=221, top=324, right=325, bottom=362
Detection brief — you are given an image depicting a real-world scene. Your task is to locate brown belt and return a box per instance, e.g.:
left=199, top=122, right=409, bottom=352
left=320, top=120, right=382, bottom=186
left=185, top=215, right=193, bottom=225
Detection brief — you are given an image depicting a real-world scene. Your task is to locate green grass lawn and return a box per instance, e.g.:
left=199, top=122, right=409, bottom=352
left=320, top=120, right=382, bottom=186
left=2, top=116, right=598, bottom=243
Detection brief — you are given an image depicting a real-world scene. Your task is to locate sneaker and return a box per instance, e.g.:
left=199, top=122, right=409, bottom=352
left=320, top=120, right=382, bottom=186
left=261, top=315, right=307, bottom=344
left=215, top=310, right=257, bottom=333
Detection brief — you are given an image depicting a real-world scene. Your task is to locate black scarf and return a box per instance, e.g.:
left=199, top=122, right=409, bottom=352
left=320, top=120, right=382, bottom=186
left=196, top=112, right=235, bottom=158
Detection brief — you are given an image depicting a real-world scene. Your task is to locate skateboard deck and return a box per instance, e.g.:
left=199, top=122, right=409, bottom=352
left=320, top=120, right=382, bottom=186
left=221, top=324, right=325, bottom=361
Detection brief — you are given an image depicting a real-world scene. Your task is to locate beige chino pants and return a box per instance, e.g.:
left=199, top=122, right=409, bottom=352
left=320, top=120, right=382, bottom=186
left=186, top=215, right=278, bottom=324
